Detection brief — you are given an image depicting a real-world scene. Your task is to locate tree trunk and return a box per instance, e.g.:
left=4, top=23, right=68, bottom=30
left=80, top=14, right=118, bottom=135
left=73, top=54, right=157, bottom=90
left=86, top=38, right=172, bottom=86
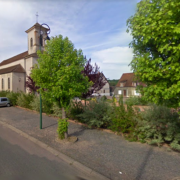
left=62, top=107, right=68, bottom=139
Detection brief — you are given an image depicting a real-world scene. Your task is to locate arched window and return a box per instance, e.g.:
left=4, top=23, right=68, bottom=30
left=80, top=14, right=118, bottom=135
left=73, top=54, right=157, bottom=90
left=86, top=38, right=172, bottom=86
left=8, top=78, right=10, bottom=89
left=30, top=38, right=33, bottom=47
left=2, top=78, right=4, bottom=90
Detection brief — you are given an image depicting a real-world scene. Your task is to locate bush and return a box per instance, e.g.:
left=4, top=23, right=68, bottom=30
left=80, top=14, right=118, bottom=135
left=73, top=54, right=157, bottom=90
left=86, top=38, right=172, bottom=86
left=0, top=90, right=9, bottom=97
left=30, top=95, right=53, bottom=114
left=51, top=103, right=62, bottom=117
left=6, top=91, right=20, bottom=105
left=108, top=95, right=137, bottom=134
left=57, top=118, right=69, bottom=139
left=16, top=92, right=35, bottom=109
left=77, top=99, right=111, bottom=128
left=133, top=105, right=180, bottom=150
left=125, top=96, right=149, bottom=106
left=67, top=100, right=84, bottom=120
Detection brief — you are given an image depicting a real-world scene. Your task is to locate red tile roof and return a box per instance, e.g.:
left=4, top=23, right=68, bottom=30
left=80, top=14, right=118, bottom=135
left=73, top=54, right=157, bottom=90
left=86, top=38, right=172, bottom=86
left=116, top=73, right=145, bottom=87
left=0, top=64, right=26, bottom=75
left=0, top=51, right=28, bottom=67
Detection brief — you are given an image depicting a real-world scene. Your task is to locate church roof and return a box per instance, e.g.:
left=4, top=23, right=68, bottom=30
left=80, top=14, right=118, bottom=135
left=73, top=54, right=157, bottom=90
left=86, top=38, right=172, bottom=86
left=25, top=23, right=49, bottom=33
left=0, top=64, right=26, bottom=75
left=0, top=51, right=28, bottom=67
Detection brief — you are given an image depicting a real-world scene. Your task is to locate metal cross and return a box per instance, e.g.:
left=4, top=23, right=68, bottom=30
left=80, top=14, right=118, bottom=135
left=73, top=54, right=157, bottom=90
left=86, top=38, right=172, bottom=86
left=36, top=12, right=38, bottom=23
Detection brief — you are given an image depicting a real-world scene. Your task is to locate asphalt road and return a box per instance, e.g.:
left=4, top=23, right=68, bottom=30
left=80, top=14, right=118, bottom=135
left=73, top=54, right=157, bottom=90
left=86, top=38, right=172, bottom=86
left=0, top=124, right=95, bottom=180
left=1, top=106, right=180, bottom=180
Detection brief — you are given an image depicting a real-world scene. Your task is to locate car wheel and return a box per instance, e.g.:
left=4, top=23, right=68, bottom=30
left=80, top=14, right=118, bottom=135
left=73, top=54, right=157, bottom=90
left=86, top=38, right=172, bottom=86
left=7, top=103, right=10, bottom=107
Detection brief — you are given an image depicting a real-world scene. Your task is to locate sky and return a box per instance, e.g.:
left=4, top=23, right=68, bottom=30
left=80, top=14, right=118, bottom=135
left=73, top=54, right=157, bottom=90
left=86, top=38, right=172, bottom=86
left=0, top=0, right=140, bottom=80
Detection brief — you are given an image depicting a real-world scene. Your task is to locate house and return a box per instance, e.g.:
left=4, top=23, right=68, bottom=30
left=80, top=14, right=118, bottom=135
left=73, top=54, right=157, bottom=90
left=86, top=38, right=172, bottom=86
left=114, top=73, right=145, bottom=97
left=0, top=23, right=49, bottom=92
left=92, top=74, right=110, bottom=96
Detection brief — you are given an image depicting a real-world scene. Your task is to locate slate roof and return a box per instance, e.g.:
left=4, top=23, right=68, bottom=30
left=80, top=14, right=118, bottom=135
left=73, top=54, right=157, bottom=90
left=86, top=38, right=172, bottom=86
left=0, top=51, right=28, bottom=67
left=116, top=73, right=145, bottom=87
left=0, top=64, right=26, bottom=75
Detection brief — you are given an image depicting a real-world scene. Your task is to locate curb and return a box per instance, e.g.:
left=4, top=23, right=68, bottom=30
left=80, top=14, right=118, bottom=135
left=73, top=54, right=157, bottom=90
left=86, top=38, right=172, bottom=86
left=0, top=121, right=109, bottom=180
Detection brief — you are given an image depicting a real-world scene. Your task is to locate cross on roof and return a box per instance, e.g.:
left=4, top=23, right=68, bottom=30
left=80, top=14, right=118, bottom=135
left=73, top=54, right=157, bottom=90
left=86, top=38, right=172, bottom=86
left=36, top=12, right=38, bottom=23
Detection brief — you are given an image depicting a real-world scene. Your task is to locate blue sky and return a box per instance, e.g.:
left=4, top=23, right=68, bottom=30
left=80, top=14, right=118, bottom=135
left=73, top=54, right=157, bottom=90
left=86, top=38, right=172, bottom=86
left=0, top=0, right=139, bottom=79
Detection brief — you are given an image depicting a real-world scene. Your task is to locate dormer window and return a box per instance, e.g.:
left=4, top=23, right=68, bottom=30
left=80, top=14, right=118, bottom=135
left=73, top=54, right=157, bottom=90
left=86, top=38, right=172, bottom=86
left=30, top=38, right=33, bottom=47
left=120, top=83, right=124, bottom=87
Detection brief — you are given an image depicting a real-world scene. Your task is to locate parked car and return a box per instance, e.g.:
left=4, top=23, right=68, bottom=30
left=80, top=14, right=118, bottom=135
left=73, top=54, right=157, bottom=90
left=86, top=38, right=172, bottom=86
left=0, top=97, right=11, bottom=107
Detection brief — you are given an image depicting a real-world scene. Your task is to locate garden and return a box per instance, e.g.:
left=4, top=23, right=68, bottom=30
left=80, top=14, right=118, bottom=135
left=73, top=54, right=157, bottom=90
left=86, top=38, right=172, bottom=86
left=1, top=90, right=180, bottom=152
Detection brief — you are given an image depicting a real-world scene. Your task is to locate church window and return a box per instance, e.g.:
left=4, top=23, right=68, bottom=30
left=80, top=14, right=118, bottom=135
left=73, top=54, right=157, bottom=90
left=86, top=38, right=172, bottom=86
left=8, top=78, right=10, bottom=89
left=30, top=38, right=33, bottom=47
left=2, top=79, right=4, bottom=90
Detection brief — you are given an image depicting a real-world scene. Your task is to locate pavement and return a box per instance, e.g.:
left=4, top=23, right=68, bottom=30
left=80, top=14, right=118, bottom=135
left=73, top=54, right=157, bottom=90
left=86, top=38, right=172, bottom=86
left=0, top=106, right=180, bottom=180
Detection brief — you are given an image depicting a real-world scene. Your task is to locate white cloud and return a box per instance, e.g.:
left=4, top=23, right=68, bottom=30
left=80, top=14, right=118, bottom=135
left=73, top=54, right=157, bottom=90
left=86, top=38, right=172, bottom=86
left=91, top=46, right=133, bottom=64
left=91, top=46, right=133, bottom=79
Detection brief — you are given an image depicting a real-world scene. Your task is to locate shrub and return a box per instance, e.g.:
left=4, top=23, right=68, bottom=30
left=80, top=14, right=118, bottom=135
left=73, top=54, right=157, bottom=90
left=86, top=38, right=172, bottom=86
left=108, top=95, right=137, bottom=134
left=125, top=96, right=149, bottom=106
left=0, top=90, right=9, bottom=97
left=6, top=91, right=20, bottom=105
left=133, top=105, right=180, bottom=150
left=77, top=99, right=111, bottom=128
left=67, top=100, right=84, bottom=120
left=16, top=92, right=35, bottom=109
left=57, top=118, right=69, bottom=139
left=51, top=103, right=62, bottom=117
left=30, top=95, right=53, bottom=114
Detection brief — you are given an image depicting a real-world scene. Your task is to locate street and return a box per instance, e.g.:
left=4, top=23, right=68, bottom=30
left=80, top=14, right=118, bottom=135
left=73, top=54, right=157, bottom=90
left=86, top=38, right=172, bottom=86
left=0, top=124, right=95, bottom=180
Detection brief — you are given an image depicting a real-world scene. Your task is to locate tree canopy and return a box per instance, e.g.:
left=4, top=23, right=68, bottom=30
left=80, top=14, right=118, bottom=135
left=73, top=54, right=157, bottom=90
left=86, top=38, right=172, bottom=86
left=81, top=58, right=106, bottom=99
left=127, top=0, right=180, bottom=107
left=31, top=35, right=91, bottom=108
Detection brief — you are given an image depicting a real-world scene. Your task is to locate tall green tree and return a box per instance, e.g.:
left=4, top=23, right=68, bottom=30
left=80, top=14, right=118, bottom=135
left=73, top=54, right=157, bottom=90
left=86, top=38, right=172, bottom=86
left=31, top=35, right=91, bottom=137
left=127, top=0, right=180, bottom=107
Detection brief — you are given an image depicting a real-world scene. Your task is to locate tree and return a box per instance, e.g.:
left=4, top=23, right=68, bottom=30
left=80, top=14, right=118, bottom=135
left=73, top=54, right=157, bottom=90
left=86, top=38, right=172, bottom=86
left=81, top=58, right=106, bottom=99
left=25, top=75, right=39, bottom=94
left=127, top=0, right=180, bottom=107
left=31, top=35, right=91, bottom=137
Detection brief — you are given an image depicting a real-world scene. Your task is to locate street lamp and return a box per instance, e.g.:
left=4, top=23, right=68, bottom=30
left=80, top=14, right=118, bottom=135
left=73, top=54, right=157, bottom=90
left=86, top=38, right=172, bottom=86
left=39, top=23, right=51, bottom=129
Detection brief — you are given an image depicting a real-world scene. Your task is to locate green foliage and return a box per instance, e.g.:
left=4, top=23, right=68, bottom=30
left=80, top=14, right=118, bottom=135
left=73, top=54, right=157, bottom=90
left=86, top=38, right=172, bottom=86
left=67, top=100, right=84, bottom=120
left=109, top=95, right=137, bottom=134
left=30, top=96, right=53, bottom=114
left=125, top=96, right=149, bottom=106
left=0, top=91, right=20, bottom=105
left=16, top=92, right=35, bottom=109
left=101, top=95, right=107, bottom=101
left=108, top=79, right=119, bottom=86
left=57, top=118, right=69, bottom=139
left=0, top=90, right=9, bottom=97
left=133, top=105, right=180, bottom=149
left=6, top=91, right=20, bottom=105
left=51, top=103, right=62, bottom=117
left=77, top=99, right=111, bottom=128
left=127, top=0, right=180, bottom=108
left=31, top=35, right=91, bottom=109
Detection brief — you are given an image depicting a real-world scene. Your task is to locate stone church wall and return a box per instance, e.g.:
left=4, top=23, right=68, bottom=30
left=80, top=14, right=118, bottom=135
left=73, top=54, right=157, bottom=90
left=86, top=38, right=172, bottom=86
left=12, top=72, right=25, bottom=92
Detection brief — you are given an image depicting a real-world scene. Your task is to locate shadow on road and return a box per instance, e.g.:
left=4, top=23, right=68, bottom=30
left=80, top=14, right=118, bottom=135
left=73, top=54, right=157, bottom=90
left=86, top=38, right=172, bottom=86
left=135, top=147, right=153, bottom=180
left=43, top=123, right=57, bottom=129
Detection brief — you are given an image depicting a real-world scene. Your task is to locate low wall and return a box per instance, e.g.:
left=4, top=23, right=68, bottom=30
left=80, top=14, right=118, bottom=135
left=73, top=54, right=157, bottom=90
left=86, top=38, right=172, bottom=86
left=79, top=100, right=149, bottom=112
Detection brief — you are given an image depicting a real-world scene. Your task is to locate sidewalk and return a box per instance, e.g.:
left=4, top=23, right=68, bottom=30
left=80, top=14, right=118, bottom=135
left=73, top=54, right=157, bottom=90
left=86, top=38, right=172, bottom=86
left=0, top=106, right=180, bottom=180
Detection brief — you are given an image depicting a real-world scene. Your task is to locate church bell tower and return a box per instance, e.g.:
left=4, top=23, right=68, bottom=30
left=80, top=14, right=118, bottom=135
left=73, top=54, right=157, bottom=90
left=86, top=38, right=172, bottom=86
left=25, top=23, right=49, bottom=55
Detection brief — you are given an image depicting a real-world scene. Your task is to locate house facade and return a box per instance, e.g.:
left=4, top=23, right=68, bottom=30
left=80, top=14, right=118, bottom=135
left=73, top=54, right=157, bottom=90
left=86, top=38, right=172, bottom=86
left=92, top=74, right=110, bottom=96
left=0, top=23, right=49, bottom=92
left=114, top=73, right=145, bottom=97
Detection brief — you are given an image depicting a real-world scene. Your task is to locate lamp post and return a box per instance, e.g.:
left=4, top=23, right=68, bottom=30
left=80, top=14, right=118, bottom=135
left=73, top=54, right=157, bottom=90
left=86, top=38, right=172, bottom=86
left=39, top=23, right=51, bottom=129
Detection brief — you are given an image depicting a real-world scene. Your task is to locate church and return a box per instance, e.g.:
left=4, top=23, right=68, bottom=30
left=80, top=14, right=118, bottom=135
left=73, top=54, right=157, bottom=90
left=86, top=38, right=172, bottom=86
left=0, top=23, right=49, bottom=92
